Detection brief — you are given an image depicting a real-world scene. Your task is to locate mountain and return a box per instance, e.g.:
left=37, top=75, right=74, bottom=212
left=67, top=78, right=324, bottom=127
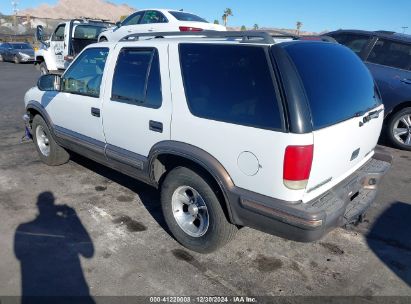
left=19, top=0, right=135, bottom=22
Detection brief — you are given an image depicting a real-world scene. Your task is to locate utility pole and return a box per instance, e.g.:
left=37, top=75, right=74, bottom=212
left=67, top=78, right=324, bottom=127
left=11, top=1, right=19, bottom=34
left=401, top=26, right=408, bottom=34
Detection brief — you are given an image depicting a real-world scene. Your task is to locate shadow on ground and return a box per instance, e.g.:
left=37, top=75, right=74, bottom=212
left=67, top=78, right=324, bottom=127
left=366, top=202, right=411, bottom=287
left=70, top=153, right=168, bottom=233
left=14, top=192, right=95, bottom=303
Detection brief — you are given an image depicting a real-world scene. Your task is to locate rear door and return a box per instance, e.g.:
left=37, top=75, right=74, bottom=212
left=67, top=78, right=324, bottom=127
left=101, top=43, right=172, bottom=165
left=283, top=42, right=383, bottom=201
left=138, top=10, right=170, bottom=32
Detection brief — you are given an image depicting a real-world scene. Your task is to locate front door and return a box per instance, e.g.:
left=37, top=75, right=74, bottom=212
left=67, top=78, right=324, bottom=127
left=44, top=47, right=110, bottom=147
left=102, top=44, right=171, bottom=168
left=50, top=24, right=66, bottom=69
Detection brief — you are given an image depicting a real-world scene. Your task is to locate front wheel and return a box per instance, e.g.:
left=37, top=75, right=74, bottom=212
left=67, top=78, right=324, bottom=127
left=39, top=61, right=49, bottom=75
left=161, top=167, right=237, bottom=253
left=32, top=115, right=70, bottom=166
left=386, top=107, right=411, bottom=151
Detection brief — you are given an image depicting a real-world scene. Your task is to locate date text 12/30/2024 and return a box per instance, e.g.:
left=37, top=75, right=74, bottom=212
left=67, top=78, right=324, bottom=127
left=149, top=296, right=257, bottom=303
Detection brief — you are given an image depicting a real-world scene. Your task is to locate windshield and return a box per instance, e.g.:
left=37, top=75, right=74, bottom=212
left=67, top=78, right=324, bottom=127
left=280, top=42, right=380, bottom=130
left=74, top=25, right=105, bottom=39
left=11, top=43, right=32, bottom=49
left=169, top=11, right=207, bottom=23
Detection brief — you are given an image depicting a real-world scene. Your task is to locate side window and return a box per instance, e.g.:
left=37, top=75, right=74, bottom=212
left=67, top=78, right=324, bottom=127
left=121, top=12, right=144, bottom=26
left=180, top=44, right=283, bottom=130
left=140, top=11, right=168, bottom=24
left=367, top=39, right=411, bottom=70
left=62, top=48, right=109, bottom=98
left=332, top=34, right=371, bottom=56
left=52, top=25, right=65, bottom=41
left=111, top=48, right=162, bottom=109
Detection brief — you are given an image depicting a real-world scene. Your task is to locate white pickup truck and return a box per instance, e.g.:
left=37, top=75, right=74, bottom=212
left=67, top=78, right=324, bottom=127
left=34, top=19, right=112, bottom=75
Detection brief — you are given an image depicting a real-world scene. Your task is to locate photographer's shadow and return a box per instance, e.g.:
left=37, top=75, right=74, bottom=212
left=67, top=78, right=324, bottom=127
left=14, top=192, right=95, bottom=303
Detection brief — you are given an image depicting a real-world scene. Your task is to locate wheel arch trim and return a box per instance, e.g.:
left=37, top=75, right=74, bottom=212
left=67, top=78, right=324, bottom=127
left=148, top=141, right=236, bottom=222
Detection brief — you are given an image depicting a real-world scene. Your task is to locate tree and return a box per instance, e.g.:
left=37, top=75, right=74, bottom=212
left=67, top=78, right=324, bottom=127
left=222, top=8, right=233, bottom=26
left=296, top=21, right=303, bottom=35
left=253, top=24, right=259, bottom=30
left=241, top=25, right=246, bottom=31
left=214, top=19, right=219, bottom=25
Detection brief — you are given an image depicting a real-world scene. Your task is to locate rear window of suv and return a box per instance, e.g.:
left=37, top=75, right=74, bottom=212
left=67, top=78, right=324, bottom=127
left=282, top=42, right=380, bottom=130
left=180, top=44, right=283, bottom=130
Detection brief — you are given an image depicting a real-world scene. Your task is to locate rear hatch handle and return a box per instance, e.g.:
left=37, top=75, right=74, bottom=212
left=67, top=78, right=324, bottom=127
left=358, top=109, right=383, bottom=127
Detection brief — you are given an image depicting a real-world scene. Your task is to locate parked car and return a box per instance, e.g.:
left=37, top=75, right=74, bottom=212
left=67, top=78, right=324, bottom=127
left=24, top=31, right=391, bottom=253
left=0, top=42, right=35, bottom=63
left=325, top=30, right=411, bottom=151
left=98, top=9, right=226, bottom=42
left=34, top=19, right=112, bottom=75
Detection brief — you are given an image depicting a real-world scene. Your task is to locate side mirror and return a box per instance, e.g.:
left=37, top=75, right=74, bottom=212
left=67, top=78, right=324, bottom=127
left=37, top=74, right=61, bottom=91
left=115, top=21, right=121, bottom=28
left=35, top=25, right=44, bottom=42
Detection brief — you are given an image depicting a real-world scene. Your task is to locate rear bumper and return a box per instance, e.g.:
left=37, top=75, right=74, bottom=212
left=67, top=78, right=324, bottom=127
left=228, top=147, right=392, bottom=242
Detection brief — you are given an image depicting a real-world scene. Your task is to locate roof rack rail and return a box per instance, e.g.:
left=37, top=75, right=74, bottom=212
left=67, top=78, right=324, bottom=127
left=120, top=30, right=276, bottom=44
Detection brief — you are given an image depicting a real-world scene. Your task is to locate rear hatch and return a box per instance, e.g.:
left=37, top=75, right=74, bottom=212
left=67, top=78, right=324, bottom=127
left=282, top=42, right=384, bottom=201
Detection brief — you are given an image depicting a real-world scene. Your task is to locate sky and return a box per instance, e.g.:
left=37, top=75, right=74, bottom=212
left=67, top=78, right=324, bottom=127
left=1, top=0, right=410, bottom=33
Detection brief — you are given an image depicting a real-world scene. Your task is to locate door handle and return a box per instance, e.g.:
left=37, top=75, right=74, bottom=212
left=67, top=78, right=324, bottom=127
left=401, top=78, right=411, bottom=85
left=91, top=107, right=100, bottom=117
left=149, top=120, right=163, bottom=133
left=148, top=28, right=154, bottom=32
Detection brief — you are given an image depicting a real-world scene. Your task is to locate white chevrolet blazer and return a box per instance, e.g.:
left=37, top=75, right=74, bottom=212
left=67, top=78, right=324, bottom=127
left=24, top=31, right=392, bottom=253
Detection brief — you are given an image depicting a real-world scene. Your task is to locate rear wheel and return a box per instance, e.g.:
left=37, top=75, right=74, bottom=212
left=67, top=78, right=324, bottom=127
left=387, top=107, right=411, bottom=151
left=161, top=167, right=237, bottom=253
left=14, top=55, right=20, bottom=64
left=32, top=115, right=70, bottom=166
left=99, top=37, right=108, bottom=42
left=39, top=61, right=49, bottom=75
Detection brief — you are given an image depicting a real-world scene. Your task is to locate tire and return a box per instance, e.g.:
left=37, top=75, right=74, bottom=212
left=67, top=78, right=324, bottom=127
left=14, top=55, right=20, bottom=64
left=39, top=61, right=49, bottom=75
left=32, top=115, right=70, bottom=166
left=386, top=107, right=411, bottom=151
left=0, top=54, right=3, bottom=62
left=161, top=167, right=237, bottom=253
left=99, top=37, right=108, bottom=42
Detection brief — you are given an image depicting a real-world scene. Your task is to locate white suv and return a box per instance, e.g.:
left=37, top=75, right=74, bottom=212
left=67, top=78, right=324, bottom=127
left=24, top=32, right=391, bottom=253
left=98, top=9, right=226, bottom=42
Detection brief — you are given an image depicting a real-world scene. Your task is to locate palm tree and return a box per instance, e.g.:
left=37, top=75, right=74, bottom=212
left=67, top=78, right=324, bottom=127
left=214, top=19, right=219, bottom=25
left=296, top=21, right=303, bottom=35
left=222, top=8, right=233, bottom=26
left=253, top=24, right=259, bottom=30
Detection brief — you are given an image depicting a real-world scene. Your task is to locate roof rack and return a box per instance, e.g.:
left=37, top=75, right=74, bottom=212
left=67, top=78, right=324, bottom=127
left=120, top=31, right=276, bottom=44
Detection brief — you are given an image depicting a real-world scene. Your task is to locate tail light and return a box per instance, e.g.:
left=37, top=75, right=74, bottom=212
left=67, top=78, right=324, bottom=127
left=283, top=145, right=313, bottom=190
left=179, top=26, right=203, bottom=32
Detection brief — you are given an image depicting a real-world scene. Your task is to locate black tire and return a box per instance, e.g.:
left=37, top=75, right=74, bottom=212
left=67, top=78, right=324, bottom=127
left=32, top=115, right=70, bottom=166
left=161, top=167, right=237, bottom=253
left=39, top=61, right=49, bottom=75
left=99, top=37, right=108, bottom=42
left=386, top=107, right=411, bottom=151
left=14, top=55, right=20, bottom=64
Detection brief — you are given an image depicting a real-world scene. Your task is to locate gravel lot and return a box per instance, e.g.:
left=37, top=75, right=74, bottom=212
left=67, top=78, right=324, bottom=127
left=0, top=62, right=410, bottom=301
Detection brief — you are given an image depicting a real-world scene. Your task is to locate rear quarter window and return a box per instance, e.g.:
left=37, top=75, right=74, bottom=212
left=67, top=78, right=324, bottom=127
left=179, top=44, right=283, bottom=130
left=282, top=42, right=380, bottom=130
